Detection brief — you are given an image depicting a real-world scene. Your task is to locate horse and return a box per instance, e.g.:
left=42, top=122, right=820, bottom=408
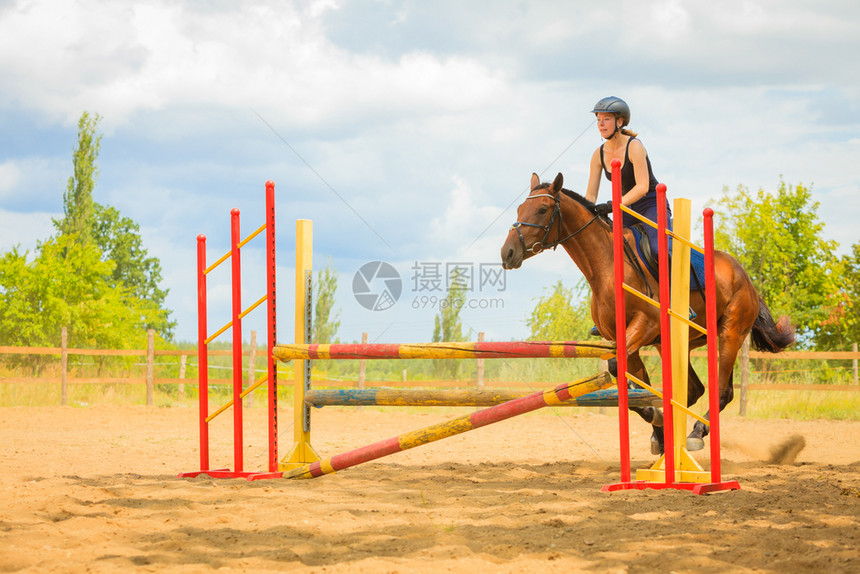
left=500, top=172, right=795, bottom=454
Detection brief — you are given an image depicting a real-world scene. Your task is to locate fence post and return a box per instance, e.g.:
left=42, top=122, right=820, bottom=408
left=61, top=326, right=68, bottom=406
left=178, top=354, right=187, bottom=399
left=146, top=329, right=155, bottom=406
left=739, top=334, right=750, bottom=416
left=853, top=342, right=858, bottom=386
left=476, top=332, right=485, bottom=389
left=247, top=330, right=257, bottom=408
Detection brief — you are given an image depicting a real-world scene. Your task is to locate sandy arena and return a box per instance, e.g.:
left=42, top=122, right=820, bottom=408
left=1, top=404, right=858, bottom=573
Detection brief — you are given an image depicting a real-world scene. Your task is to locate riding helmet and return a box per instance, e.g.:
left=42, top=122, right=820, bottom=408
left=591, top=96, right=630, bottom=127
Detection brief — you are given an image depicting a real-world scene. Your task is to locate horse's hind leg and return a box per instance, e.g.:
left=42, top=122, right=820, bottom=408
left=688, top=323, right=745, bottom=450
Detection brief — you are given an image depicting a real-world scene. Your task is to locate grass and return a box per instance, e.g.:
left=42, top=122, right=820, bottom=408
left=741, top=390, right=860, bottom=421
left=1, top=354, right=857, bottom=421
left=3, top=381, right=856, bottom=421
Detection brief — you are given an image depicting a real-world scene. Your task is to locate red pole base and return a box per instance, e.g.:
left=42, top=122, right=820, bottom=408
left=602, top=480, right=741, bottom=495
left=246, top=471, right=285, bottom=481
left=177, top=469, right=259, bottom=479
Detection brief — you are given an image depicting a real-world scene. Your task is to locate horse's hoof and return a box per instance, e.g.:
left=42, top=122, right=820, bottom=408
left=651, top=437, right=664, bottom=455
left=686, top=437, right=705, bottom=451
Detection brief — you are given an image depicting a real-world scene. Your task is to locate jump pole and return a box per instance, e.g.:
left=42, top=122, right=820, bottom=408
left=275, top=372, right=614, bottom=480
left=274, top=340, right=616, bottom=361
left=304, top=387, right=661, bottom=408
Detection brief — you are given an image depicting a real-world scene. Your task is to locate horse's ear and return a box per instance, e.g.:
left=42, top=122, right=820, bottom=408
left=530, top=173, right=540, bottom=191
left=552, top=172, right=563, bottom=193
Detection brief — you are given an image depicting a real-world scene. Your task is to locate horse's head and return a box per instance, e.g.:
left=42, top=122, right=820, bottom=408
left=500, top=172, right=564, bottom=270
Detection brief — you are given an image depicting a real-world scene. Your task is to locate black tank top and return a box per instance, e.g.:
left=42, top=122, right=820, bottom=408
left=600, top=137, right=659, bottom=208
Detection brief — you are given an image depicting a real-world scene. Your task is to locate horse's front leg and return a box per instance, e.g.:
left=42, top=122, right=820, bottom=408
left=606, top=313, right=663, bottom=454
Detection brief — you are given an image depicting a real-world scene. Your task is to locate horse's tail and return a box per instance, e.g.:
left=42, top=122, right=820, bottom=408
left=750, top=298, right=795, bottom=353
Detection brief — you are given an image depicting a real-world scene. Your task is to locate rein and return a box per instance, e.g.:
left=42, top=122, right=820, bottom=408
left=510, top=192, right=600, bottom=254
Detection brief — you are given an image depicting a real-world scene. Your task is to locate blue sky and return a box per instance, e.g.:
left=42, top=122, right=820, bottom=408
left=1, top=0, right=858, bottom=344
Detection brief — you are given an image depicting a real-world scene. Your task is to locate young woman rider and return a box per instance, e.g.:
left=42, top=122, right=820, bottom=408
left=584, top=96, right=671, bottom=251
left=584, top=96, right=673, bottom=337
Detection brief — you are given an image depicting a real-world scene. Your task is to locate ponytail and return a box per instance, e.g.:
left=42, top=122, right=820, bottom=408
left=621, top=128, right=638, bottom=137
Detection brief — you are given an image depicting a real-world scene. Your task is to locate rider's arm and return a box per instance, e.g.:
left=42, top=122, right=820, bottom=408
left=621, top=139, right=651, bottom=206
left=584, top=148, right=603, bottom=203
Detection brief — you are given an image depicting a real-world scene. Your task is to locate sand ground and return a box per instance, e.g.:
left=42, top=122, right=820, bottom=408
left=1, top=404, right=858, bottom=573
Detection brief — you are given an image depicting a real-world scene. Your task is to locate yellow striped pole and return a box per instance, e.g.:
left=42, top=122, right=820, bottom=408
left=274, top=340, right=615, bottom=362
left=277, top=372, right=612, bottom=480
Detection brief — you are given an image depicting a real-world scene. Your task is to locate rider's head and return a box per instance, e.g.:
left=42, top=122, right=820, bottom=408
left=591, top=96, right=637, bottom=139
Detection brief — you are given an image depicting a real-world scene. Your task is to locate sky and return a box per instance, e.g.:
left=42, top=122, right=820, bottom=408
left=0, top=0, right=858, bottom=345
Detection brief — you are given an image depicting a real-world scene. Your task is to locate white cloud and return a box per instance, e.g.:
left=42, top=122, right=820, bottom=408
left=0, top=160, right=21, bottom=197
left=0, top=0, right=858, bottom=342
left=0, top=209, right=56, bottom=254
left=0, top=0, right=504, bottom=138
left=429, top=177, right=507, bottom=257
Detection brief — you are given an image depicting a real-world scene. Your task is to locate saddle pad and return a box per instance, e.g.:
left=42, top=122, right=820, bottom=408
left=631, top=227, right=706, bottom=292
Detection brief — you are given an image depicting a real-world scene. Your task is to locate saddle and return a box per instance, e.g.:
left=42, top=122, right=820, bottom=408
left=629, top=223, right=706, bottom=292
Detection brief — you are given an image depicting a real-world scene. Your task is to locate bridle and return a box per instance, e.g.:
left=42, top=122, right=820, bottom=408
left=510, top=191, right=600, bottom=255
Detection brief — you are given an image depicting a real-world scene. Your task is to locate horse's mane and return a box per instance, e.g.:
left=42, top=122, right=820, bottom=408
left=533, top=182, right=600, bottom=214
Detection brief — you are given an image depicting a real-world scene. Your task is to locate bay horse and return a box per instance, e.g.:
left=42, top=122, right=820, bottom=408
left=500, top=173, right=794, bottom=454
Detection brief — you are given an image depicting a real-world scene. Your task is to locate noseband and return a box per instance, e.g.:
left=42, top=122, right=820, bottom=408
left=510, top=192, right=600, bottom=254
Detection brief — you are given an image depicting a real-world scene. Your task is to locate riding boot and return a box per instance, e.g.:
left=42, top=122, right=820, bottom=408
left=589, top=326, right=600, bottom=337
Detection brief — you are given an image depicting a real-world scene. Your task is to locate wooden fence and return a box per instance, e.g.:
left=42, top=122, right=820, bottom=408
left=1, top=330, right=858, bottom=413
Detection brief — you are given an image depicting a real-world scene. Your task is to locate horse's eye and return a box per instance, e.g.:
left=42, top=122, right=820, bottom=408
left=538, top=206, right=548, bottom=215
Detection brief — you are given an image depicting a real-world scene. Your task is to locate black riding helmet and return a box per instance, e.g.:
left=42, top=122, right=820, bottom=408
left=591, top=96, right=630, bottom=139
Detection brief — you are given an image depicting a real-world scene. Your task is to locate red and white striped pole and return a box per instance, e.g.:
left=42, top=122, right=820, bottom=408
left=265, top=182, right=278, bottom=473
left=656, top=183, right=675, bottom=484
left=196, top=234, right=209, bottom=471
left=610, top=158, right=630, bottom=482
left=703, top=207, right=721, bottom=482
left=230, top=208, right=243, bottom=473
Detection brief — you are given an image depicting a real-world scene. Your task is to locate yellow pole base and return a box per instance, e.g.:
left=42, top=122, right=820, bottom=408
left=635, top=447, right=712, bottom=484
left=279, top=440, right=321, bottom=471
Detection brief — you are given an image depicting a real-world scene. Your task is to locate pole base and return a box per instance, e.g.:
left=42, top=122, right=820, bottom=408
left=602, top=480, right=741, bottom=495
left=178, top=469, right=259, bottom=479
left=246, top=471, right=285, bottom=481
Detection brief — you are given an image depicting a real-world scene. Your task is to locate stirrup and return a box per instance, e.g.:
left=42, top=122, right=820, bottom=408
left=689, top=307, right=697, bottom=320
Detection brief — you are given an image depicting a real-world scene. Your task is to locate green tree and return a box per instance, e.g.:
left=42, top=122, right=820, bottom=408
left=312, top=258, right=341, bottom=344
left=0, top=235, right=170, bottom=373
left=711, top=179, right=839, bottom=345
left=817, top=242, right=860, bottom=350
left=92, top=204, right=169, bottom=310
left=51, top=112, right=174, bottom=338
left=56, top=111, right=101, bottom=245
left=526, top=279, right=591, bottom=340
left=432, top=270, right=469, bottom=378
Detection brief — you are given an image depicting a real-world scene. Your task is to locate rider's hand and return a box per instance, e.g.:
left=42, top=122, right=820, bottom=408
left=594, top=201, right=613, bottom=216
